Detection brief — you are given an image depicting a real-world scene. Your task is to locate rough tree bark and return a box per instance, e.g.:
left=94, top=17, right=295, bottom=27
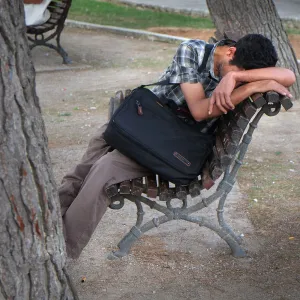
left=0, top=1, right=78, bottom=299
left=206, top=0, right=300, bottom=99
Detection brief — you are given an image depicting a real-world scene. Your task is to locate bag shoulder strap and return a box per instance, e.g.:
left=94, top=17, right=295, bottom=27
left=198, top=43, right=214, bottom=74
left=140, top=43, right=214, bottom=88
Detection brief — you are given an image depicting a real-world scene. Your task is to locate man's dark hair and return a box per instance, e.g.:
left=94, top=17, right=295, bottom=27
left=230, top=34, right=278, bottom=70
left=218, top=39, right=237, bottom=47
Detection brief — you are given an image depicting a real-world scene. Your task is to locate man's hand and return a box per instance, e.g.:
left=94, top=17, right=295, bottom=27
left=208, top=71, right=236, bottom=115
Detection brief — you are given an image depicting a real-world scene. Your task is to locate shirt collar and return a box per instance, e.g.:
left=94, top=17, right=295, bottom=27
left=206, top=41, right=221, bottom=82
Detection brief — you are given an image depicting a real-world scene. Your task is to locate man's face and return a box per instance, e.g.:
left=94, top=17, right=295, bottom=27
left=216, top=46, right=244, bottom=79
left=218, top=62, right=244, bottom=78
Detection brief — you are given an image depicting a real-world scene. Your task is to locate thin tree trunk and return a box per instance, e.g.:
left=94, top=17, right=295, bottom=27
left=0, top=1, right=78, bottom=299
left=206, top=0, right=300, bottom=99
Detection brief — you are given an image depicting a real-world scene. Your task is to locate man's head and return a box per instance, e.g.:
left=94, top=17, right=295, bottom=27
left=215, top=34, right=278, bottom=78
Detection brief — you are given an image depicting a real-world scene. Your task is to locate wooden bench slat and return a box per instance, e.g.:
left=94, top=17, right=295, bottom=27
left=219, top=116, right=244, bottom=144
left=225, top=110, right=249, bottom=131
left=28, top=23, right=54, bottom=31
left=241, top=99, right=257, bottom=119
left=108, top=96, right=116, bottom=119
left=209, top=150, right=224, bottom=180
left=146, top=175, right=158, bottom=198
left=109, top=95, right=122, bottom=118
left=218, top=126, right=239, bottom=154
left=279, top=96, right=293, bottom=111
left=265, top=91, right=280, bottom=103
left=125, top=89, right=132, bottom=98
left=188, top=179, right=202, bottom=198
left=48, top=6, right=64, bottom=13
left=106, top=184, right=119, bottom=198
left=201, top=162, right=215, bottom=190
left=215, top=137, right=232, bottom=167
left=249, top=93, right=267, bottom=108
left=108, top=89, right=129, bottom=119
left=115, top=90, right=124, bottom=103
left=131, top=178, right=144, bottom=196
left=120, top=180, right=131, bottom=194
left=48, top=12, right=63, bottom=20
left=47, top=18, right=60, bottom=25
left=50, top=1, right=67, bottom=8
left=159, top=177, right=171, bottom=201
left=175, top=185, right=187, bottom=201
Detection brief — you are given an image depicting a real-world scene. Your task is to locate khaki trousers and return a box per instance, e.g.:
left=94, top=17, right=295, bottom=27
left=59, top=124, right=150, bottom=258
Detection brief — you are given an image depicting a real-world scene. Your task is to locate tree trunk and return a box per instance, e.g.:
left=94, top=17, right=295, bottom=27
left=0, top=1, right=78, bottom=299
left=206, top=0, right=300, bottom=99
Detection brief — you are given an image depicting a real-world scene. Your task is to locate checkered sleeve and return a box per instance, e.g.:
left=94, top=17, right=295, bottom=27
left=169, top=41, right=205, bottom=84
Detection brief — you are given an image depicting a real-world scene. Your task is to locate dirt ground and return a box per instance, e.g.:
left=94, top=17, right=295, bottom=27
left=147, top=27, right=300, bottom=58
left=33, top=27, right=300, bottom=299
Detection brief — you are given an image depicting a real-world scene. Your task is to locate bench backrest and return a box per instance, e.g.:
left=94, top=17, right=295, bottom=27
left=26, top=0, right=72, bottom=34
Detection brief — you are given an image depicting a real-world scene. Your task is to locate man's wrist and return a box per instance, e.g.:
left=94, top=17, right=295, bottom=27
left=231, top=70, right=244, bottom=82
left=244, top=82, right=257, bottom=95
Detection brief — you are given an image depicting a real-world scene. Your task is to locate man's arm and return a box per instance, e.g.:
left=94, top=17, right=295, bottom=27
left=181, top=79, right=292, bottom=121
left=208, top=67, right=295, bottom=114
left=233, top=67, right=296, bottom=87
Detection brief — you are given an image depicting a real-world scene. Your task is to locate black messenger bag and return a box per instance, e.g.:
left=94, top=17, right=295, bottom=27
left=103, top=44, right=215, bottom=185
left=104, top=87, right=215, bottom=185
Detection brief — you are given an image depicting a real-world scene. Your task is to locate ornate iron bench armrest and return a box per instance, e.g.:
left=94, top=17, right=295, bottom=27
left=105, top=88, right=292, bottom=260
left=26, top=0, right=72, bottom=64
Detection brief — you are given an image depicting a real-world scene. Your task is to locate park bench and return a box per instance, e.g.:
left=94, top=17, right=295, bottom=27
left=26, top=0, right=72, bottom=64
left=105, top=89, right=292, bottom=260
left=105, top=33, right=293, bottom=260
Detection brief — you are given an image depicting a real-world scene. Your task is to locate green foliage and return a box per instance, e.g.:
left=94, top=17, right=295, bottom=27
left=58, top=112, right=72, bottom=116
left=285, top=27, right=300, bottom=35
left=69, top=0, right=214, bottom=29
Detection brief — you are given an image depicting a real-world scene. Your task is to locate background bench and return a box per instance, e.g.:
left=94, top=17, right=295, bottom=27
left=26, top=0, right=72, bottom=64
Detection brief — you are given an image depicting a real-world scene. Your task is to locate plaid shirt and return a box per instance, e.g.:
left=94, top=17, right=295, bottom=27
left=151, top=39, right=220, bottom=132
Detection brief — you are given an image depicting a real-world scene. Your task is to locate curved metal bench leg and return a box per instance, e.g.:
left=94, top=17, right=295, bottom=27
left=29, top=43, right=37, bottom=50
left=108, top=190, right=247, bottom=259
left=218, top=217, right=243, bottom=244
left=108, top=214, right=172, bottom=260
left=217, top=193, right=243, bottom=244
left=28, top=28, right=71, bottom=64
left=30, top=40, right=71, bottom=64
left=56, top=33, right=72, bottom=64
left=181, top=215, right=247, bottom=258
left=108, top=225, right=143, bottom=260
left=108, top=197, right=172, bottom=260
left=108, top=199, right=145, bottom=260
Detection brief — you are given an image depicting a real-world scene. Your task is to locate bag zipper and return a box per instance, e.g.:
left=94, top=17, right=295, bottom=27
left=136, top=100, right=143, bottom=115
